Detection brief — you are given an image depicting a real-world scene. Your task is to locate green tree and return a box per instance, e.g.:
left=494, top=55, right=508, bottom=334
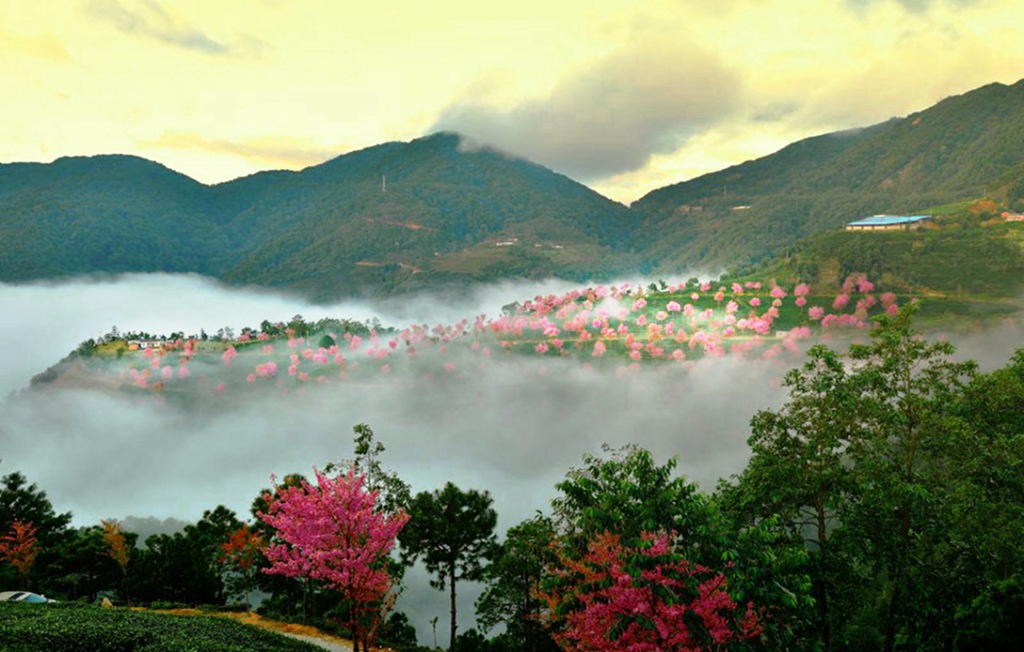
left=132, top=506, right=243, bottom=606
left=954, top=571, right=1024, bottom=650
left=0, top=471, right=72, bottom=548
left=552, top=445, right=813, bottom=649
left=551, top=444, right=712, bottom=552
left=399, top=482, right=498, bottom=651
left=719, top=345, right=862, bottom=650
left=325, top=423, right=411, bottom=517
left=476, top=514, right=558, bottom=652
left=0, top=471, right=72, bottom=591
left=844, top=305, right=977, bottom=651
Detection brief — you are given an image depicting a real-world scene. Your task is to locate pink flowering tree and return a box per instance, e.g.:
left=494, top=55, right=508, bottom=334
left=541, top=531, right=762, bottom=651
left=258, top=468, right=409, bottom=652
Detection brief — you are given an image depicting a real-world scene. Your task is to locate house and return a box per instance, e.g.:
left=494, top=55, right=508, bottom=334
left=845, top=215, right=932, bottom=231
left=127, top=339, right=164, bottom=351
left=1002, top=211, right=1024, bottom=222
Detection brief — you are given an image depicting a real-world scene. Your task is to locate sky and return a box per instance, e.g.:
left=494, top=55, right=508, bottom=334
left=3, top=0, right=1024, bottom=203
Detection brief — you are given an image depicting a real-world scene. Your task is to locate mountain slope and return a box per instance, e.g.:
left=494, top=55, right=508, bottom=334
left=632, top=79, right=1024, bottom=271
left=2, top=78, right=1024, bottom=297
left=0, top=155, right=225, bottom=280
left=0, top=134, right=637, bottom=296
left=214, top=132, right=639, bottom=296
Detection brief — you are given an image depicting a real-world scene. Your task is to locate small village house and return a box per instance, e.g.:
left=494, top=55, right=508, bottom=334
left=845, top=215, right=932, bottom=231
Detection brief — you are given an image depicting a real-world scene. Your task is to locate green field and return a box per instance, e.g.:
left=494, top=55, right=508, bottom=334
left=0, top=602, right=323, bottom=652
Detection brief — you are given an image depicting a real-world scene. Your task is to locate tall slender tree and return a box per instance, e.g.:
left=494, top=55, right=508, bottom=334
left=476, top=514, right=558, bottom=652
left=719, top=345, right=862, bottom=650
left=399, top=482, right=498, bottom=651
left=845, top=305, right=977, bottom=651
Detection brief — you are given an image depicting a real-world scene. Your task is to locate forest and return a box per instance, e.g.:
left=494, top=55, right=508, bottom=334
left=2, top=305, right=1022, bottom=651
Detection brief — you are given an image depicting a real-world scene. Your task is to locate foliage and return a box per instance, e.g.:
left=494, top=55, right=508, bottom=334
left=953, top=571, right=1024, bottom=650
left=475, top=514, right=559, bottom=651
left=0, top=601, right=324, bottom=652
left=552, top=444, right=711, bottom=551
left=217, top=523, right=265, bottom=611
left=541, top=531, right=762, bottom=651
left=131, top=506, right=242, bottom=607
left=719, top=344, right=863, bottom=649
left=721, top=305, right=1024, bottom=650
left=0, top=470, right=72, bottom=591
left=258, top=468, right=409, bottom=652
left=0, top=471, right=73, bottom=547
left=0, top=519, right=39, bottom=589
left=552, top=445, right=814, bottom=649
left=844, top=305, right=979, bottom=651
left=325, top=423, right=412, bottom=517
left=400, top=482, right=498, bottom=651
left=100, top=519, right=131, bottom=575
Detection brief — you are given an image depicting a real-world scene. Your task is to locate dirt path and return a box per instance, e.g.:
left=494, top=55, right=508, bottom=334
left=146, top=608, right=355, bottom=651
left=278, top=631, right=353, bottom=651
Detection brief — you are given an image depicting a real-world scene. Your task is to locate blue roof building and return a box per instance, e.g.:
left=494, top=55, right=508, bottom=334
left=845, top=215, right=932, bottom=231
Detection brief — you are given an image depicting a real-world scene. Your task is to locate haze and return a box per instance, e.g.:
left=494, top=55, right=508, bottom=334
left=2, top=273, right=1021, bottom=644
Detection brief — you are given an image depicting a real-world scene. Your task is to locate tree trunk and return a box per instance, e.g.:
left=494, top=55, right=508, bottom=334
left=816, top=498, right=830, bottom=652
left=449, top=564, right=458, bottom=652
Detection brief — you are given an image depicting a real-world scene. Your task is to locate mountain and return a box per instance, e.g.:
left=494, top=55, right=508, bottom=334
left=212, top=132, right=639, bottom=297
left=0, top=134, right=637, bottom=297
left=2, top=79, right=1024, bottom=297
left=0, top=155, right=227, bottom=280
left=631, top=79, right=1024, bottom=272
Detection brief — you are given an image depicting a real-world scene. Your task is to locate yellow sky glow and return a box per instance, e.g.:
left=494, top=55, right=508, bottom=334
left=2, top=0, right=1023, bottom=203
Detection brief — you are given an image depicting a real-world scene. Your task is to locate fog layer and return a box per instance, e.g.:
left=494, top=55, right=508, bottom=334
left=1, top=273, right=1019, bottom=645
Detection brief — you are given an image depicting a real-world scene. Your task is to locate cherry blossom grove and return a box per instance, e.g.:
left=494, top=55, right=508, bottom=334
left=109, top=275, right=903, bottom=396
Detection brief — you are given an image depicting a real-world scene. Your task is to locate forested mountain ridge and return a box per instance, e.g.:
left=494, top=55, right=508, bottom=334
left=0, top=155, right=226, bottom=280
left=0, top=133, right=638, bottom=298
left=631, top=78, right=1024, bottom=272
left=212, top=132, right=640, bottom=297
left=2, top=79, right=1024, bottom=297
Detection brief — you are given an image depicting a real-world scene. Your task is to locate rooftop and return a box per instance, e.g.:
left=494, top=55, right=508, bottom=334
left=847, top=214, right=931, bottom=227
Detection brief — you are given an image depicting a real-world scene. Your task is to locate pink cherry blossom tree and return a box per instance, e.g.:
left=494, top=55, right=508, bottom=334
left=542, top=531, right=762, bottom=651
left=258, top=468, right=409, bottom=652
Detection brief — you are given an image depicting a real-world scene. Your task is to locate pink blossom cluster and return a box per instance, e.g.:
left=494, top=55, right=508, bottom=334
left=115, top=275, right=901, bottom=393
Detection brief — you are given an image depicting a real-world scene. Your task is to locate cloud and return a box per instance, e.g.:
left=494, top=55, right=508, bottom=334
left=1, top=273, right=1020, bottom=645
left=83, top=0, right=268, bottom=58
left=794, top=25, right=1011, bottom=129
left=431, top=39, right=743, bottom=181
left=142, top=131, right=339, bottom=170
left=0, top=272, right=791, bottom=532
left=0, top=28, right=73, bottom=63
left=0, top=272, right=785, bottom=645
left=846, top=0, right=981, bottom=13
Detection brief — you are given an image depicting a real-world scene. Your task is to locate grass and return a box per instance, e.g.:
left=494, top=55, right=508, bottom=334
left=0, top=602, right=332, bottom=652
